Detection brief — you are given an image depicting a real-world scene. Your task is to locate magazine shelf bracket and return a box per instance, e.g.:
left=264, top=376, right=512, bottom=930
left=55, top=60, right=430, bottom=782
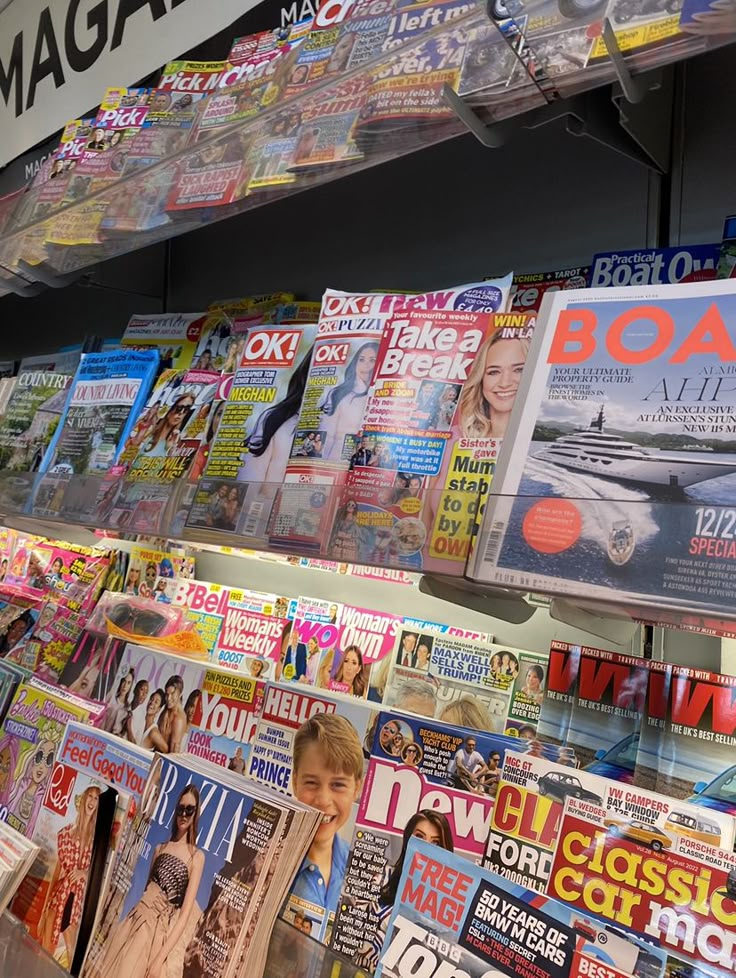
left=15, top=260, right=83, bottom=291
left=419, top=573, right=538, bottom=624
left=600, top=18, right=652, bottom=104
left=446, top=75, right=671, bottom=171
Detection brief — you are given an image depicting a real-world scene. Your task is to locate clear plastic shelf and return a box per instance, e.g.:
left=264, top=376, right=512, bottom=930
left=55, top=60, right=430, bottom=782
left=0, top=1, right=547, bottom=288
left=0, top=913, right=68, bottom=978
left=0, top=912, right=364, bottom=978
left=0, top=471, right=485, bottom=579
left=469, top=489, right=736, bottom=634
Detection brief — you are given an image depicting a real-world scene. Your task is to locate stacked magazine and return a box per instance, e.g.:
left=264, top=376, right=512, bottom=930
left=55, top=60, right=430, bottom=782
left=81, top=751, right=321, bottom=978
left=376, top=836, right=667, bottom=978
left=12, top=722, right=151, bottom=973
left=471, top=278, right=736, bottom=618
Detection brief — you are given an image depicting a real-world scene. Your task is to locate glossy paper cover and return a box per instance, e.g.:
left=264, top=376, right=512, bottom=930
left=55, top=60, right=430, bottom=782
left=471, top=280, right=736, bottom=614
left=83, top=752, right=285, bottom=978
left=376, top=836, right=665, bottom=978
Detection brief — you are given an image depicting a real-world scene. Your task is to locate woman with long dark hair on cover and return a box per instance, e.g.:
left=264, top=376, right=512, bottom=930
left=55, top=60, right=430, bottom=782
left=237, top=350, right=313, bottom=485
left=92, top=784, right=204, bottom=978
left=356, top=810, right=454, bottom=971
left=140, top=394, right=196, bottom=459
left=320, top=341, right=379, bottom=461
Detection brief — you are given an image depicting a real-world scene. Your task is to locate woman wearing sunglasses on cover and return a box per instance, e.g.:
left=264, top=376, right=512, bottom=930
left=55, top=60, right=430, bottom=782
left=140, top=394, right=195, bottom=458
left=93, top=784, right=204, bottom=978
left=7, top=720, right=63, bottom=836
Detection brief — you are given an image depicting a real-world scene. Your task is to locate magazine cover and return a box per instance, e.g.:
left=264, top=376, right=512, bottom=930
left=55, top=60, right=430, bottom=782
left=96, top=643, right=208, bottom=751
left=380, top=632, right=548, bottom=737
left=163, top=23, right=307, bottom=219
left=122, top=545, right=195, bottom=598
left=82, top=751, right=288, bottom=978
left=57, top=633, right=128, bottom=704
left=338, top=305, right=490, bottom=570
left=155, top=576, right=291, bottom=676
left=4, top=537, right=111, bottom=614
left=99, top=63, right=226, bottom=237
left=635, top=663, right=736, bottom=813
left=287, top=78, right=365, bottom=173
left=0, top=591, right=43, bottom=665
left=353, top=0, right=474, bottom=141
left=329, top=710, right=537, bottom=964
left=547, top=794, right=736, bottom=978
left=588, top=244, right=719, bottom=288
left=16, top=602, right=85, bottom=680
left=184, top=669, right=264, bottom=772
left=187, top=323, right=317, bottom=543
left=270, top=280, right=511, bottom=555
left=0, top=682, right=97, bottom=836
left=22, top=119, right=96, bottom=225
left=376, top=836, right=666, bottom=978
left=337, top=297, right=519, bottom=574
left=12, top=722, right=150, bottom=969
left=284, top=596, right=401, bottom=699
left=256, top=691, right=377, bottom=944
left=0, top=351, right=80, bottom=472
left=38, top=349, right=159, bottom=478
left=124, top=368, right=221, bottom=483
left=511, top=268, right=590, bottom=313
left=553, top=644, right=650, bottom=780
left=470, top=279, right=736, bottom=614
left=120, top=312, right=208, bottom=373
left=484, top=750, right=735, bottom=894
left=45, top=88, right=152, bottom=247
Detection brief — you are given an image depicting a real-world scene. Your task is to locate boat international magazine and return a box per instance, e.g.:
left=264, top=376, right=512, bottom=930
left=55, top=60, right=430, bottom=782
left=470, top=279, right=736, bottom=615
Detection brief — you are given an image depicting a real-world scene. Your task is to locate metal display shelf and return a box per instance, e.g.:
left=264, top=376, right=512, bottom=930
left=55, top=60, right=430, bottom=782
left=0, top=0, right=733, bottom=294
left=0, top=912, right=363, bottom=978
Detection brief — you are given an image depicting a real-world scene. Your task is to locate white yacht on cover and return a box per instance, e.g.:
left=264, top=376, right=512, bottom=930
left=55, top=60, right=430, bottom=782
left=534, top=407, right=736, bottom=489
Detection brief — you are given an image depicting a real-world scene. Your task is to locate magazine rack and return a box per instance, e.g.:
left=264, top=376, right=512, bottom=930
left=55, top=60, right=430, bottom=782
left=0, top=470, right=485, bottom=579
left=0, top=913, right=67, bottom=978
left=465, top=488, right=736, bottom=638
left=0, top=912, right=365, bottom=978
left=0, top=0, right=734, bottom=292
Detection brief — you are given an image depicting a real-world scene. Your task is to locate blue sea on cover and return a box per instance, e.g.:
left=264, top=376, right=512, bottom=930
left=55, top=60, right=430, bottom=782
left=497, top=448, right=736, bottom=602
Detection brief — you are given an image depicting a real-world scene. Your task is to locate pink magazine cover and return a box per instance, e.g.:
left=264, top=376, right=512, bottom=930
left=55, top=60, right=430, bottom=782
left=157, top=576, right=292, bottom=678
left=282, top=596, right=401, bottom=699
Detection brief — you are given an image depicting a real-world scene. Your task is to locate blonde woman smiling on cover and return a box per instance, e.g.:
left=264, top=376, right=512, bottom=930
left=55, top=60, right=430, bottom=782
left=421, top=329, right=530, bottom=569
left=458, top=331, right=529, bottom=439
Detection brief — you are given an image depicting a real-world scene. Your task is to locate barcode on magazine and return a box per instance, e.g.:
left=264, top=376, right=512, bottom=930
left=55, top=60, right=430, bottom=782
left=483, top=521, right=507, bottom=566
left=243, top=500, right=265, bottom=537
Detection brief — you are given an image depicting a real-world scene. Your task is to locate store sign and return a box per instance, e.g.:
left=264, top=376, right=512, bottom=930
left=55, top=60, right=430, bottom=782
left=0, top=0, right=263, bottom=167
left=280, top=0, right=320, bottom=24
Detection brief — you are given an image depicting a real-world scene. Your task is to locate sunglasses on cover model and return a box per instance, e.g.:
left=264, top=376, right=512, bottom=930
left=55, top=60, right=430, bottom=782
left=176, top=804, right=196, bottom=818
left=34, top=750, right=54, bottom=766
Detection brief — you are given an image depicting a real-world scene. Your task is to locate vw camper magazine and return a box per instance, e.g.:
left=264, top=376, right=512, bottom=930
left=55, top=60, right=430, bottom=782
left=470, top=279, right=736, bottom=615
left=375, top=837, right=665, bottom=978
left=484, top=750, right=735, bottom=894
